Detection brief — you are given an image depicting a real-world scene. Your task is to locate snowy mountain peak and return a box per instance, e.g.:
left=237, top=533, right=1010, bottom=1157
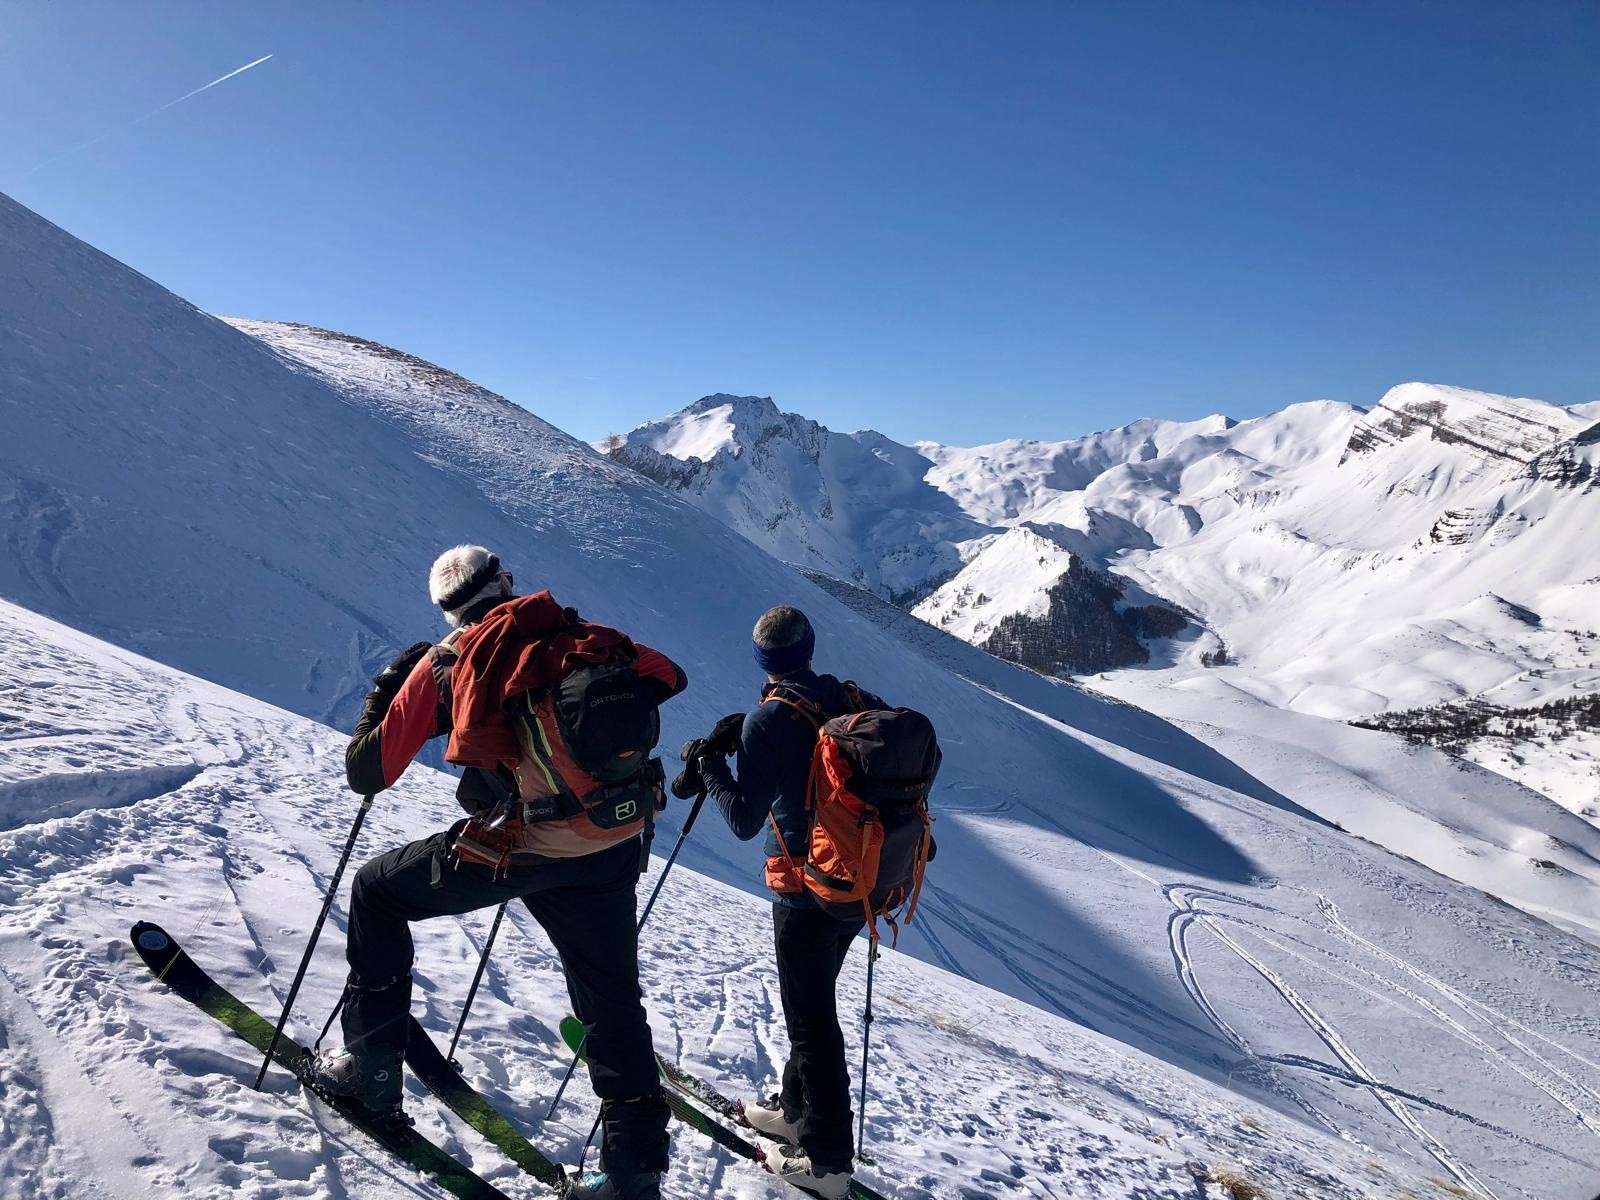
left=1344, top=381, right=1586, bottom=466
left=610, top=395, right=987, bottom=601
left=622, top=393, right=825, bottom=465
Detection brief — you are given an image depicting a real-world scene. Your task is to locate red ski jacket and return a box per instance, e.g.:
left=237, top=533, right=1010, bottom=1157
left=346, top=592, right=685, bottom=795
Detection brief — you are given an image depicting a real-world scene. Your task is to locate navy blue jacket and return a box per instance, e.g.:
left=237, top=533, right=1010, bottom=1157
left=702, top=670, right=883, bottom=908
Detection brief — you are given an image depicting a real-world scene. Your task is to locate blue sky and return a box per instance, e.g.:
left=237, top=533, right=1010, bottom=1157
left=3, top=2, right=1595, bottom=445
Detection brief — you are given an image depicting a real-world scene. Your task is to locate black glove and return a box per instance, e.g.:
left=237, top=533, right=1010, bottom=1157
left=671, top=739, right=707, bottom=799
left=705, top=712, right=745, bottom=758
left=670, top=763, right=705, bottom=800
left=368, top=641, right=432, bottom=709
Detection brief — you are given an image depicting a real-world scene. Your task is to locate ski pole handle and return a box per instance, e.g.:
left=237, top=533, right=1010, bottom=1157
left=254, top=794, right=373, bottom=1090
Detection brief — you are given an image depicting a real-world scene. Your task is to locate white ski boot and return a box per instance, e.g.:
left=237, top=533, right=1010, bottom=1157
left=740, top=1092, right=801, bottom=1142
left=765, top=1143, right=852, bottom=1199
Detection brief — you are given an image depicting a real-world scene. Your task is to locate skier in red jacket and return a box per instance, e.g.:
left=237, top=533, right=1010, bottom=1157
left=320, top=545, right=686, bottom=1200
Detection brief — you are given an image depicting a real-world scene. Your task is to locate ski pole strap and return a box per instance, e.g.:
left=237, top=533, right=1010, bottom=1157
left=313, top=984, right=349, bottom=1054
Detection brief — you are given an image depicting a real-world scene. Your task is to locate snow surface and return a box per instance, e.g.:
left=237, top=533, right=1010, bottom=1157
left=3, top=599, right=1599, bottom=1200
left=6, top=190, right=1600, bottom=1197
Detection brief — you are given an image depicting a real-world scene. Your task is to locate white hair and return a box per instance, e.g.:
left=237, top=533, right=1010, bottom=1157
left=429, top=544, right=511, bottom=627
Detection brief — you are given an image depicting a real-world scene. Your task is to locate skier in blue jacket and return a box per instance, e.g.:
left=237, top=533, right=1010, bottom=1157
left=692, top=605, right=882, bottom=1200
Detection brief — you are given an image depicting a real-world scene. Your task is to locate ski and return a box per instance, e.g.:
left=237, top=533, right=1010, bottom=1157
left=560, top=1016, right=766, bottom=1163
left=128, top=921, right=520, bottom=1200
left=557, top=1017, right=889, bottom=1200
left=560, top=1016, right=742, bottom=1122
left=659, top=1053, right=743, bottom=1124
left=406, top=1015, right=568, bottom=1192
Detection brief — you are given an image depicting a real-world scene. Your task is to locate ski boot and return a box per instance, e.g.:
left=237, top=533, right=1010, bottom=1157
left=308, top=1047, right=408, bottom=1124
left=566, top=1169, right=662, bottom=1200
left=765, top=1144, right=852, bottom=1200
left=740, top=1092, right=801, bottom=1143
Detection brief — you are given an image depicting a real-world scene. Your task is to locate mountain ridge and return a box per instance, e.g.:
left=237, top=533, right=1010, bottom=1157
left=614, top=383, right=1600, bottom=813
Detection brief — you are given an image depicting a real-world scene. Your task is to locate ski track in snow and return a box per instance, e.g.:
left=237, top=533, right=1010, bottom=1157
left=1092, top=840, right=1600, bottom=1199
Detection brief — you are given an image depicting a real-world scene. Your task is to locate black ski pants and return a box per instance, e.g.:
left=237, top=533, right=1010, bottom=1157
left=342, top=826, right=669, bottom=1174
left=773, top=902, right=864, bottom=1173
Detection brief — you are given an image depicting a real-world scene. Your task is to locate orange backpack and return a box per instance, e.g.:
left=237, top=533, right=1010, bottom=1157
left=764, top=685, right=940, bottom=944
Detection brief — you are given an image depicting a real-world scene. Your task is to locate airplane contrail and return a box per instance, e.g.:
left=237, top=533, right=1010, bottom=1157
left=22, top=53, right=273, bottom=177
left=148, top=54, right=274, bottom=117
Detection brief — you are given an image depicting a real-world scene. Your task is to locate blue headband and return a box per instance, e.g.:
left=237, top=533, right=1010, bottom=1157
left=753, top=623, right=815, bottom=675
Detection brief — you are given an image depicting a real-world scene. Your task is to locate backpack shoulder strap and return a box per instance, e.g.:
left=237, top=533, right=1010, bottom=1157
left=760, top=683, right=827, bottom=731
left=430, top=629, right=470, bottom=729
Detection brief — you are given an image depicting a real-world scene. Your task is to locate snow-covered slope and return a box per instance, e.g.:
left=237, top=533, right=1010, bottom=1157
left=8, top=191, right=1600, bottom=1196
left=1096, top=386, right=1600, bottom=810
left=915, top=415, right=1233, bottom=526
left=6, top=600, right=1600, bottom=1200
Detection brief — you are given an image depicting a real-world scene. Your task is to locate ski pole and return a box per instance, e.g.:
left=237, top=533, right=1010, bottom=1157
left=636, top=786, right=708, bottom=931
left=857, top=932, right=879, bottom=1161
left=254, top=794, right=374, bottom=1090
left=547, top=785, right=709, bottom=1120
left=446, top=901, right=509, bottom=1066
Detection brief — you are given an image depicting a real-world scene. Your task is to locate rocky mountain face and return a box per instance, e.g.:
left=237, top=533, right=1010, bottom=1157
left=610, top=399, right=1201, bottom=667
left=980, top=557, right=1151, bottom=676
left=609, top=394, right=990, bottom=604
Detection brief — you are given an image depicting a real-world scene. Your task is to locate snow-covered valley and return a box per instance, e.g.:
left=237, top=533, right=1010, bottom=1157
left=4, top=188, right=1600, bottom=1199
